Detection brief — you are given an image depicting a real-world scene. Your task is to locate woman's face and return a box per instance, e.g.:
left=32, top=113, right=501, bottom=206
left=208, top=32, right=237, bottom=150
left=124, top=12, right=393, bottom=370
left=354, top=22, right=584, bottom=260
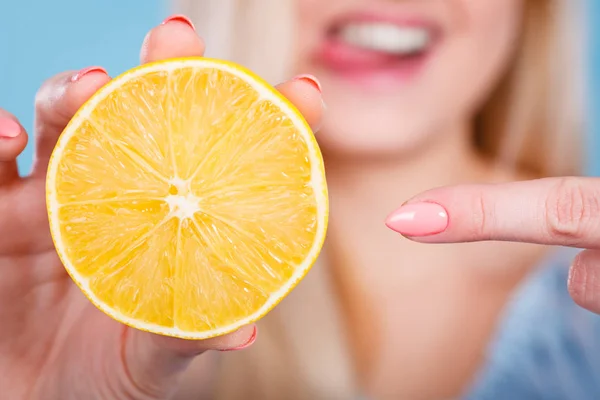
left=294, top=0, right=523, bottom=158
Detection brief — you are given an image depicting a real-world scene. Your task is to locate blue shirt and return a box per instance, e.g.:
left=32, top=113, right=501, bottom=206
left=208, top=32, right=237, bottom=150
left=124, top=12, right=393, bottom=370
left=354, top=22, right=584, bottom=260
left=465, top=249, right=600, bottom=399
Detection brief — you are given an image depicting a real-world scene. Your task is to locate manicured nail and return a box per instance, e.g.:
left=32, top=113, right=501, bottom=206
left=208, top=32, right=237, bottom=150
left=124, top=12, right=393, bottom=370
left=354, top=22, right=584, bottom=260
left=293, top=74, right=322, bottom=93
left=161, top=14, right=196, bottom=31
left=0, top=117, right=21, bottom=138
left=71, top=66, right=108, bottom=82
left=219, top=326, right=257, bottom=352
left=385, top=202, right=449, bottom=237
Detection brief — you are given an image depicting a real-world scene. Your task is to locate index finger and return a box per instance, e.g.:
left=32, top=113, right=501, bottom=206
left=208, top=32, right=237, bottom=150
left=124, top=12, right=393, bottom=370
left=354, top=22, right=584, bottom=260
left=385, top=177, right=600, bottom=248
left=141, top=17, right=324, bottom=131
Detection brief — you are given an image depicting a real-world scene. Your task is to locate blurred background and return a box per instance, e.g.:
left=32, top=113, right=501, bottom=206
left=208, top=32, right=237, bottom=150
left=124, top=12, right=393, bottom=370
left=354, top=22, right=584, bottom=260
left=0, top=0, right=166, bottom=172
left=1, top=3, right=599, bottom=399
left=0, top=0, right=599, bottom=174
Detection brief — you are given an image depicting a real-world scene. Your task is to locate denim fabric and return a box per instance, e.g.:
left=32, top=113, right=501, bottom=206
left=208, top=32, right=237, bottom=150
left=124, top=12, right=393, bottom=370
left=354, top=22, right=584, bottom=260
left=464, top=249, right=600, bottom=400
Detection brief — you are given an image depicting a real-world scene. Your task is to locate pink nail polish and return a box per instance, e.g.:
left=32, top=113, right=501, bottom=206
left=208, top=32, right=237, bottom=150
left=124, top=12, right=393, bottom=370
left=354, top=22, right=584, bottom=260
left=161, top=14, right=196, bottom=31
left=385, top=202, right=449, bottom=237
left=219, top=326, right=258, bottom=352
left=293, top=74, right=322, bottom=93
left=0, top=118, right=21, bottom=138
left=71, top=66, right=108, bottom=82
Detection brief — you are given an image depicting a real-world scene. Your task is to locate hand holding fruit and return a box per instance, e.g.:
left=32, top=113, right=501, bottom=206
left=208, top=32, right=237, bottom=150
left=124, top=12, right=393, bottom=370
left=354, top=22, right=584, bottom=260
left=0, top=16, right=324, bottom=399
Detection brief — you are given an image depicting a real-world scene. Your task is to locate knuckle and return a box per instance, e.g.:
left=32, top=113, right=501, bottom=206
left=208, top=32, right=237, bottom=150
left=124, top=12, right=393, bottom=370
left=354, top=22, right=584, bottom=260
left=470, top=189, right=493, bottom=239
left=569, top=253, right=587, bottom=302
left=544, top=178, right=600, bottom=241
left=569, top=252, right=600, bottom=309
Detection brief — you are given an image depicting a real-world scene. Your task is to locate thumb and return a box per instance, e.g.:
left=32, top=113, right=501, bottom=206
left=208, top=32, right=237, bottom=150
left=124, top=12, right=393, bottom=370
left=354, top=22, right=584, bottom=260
left=122, top=325, right=257, bottom=398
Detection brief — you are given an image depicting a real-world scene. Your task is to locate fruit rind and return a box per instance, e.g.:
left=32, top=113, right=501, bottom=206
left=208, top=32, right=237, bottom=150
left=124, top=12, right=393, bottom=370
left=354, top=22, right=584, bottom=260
left=46, top=57, right=328, bottom=339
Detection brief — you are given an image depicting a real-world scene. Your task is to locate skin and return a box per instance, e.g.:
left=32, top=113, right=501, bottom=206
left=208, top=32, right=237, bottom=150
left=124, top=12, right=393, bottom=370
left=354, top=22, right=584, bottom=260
left=295, top=0, right=522, bottom=159
left=1, top=3, right=596, bottom=400
left=290, top=0, right=544, bottom=398
left=396, top=176, right=600, bottom=315
left=0, top=20, right=323, bottom=399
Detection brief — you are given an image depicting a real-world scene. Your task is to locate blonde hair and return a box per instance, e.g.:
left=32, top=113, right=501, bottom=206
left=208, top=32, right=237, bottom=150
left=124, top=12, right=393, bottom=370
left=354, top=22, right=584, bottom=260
left=174, top=1, right=587, bottom=398
left=477, top=0, right=586, bottom=177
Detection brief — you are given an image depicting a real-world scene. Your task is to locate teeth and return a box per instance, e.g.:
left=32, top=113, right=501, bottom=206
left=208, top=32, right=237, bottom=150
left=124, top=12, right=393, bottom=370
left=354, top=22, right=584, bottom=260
left=339, top=23, right=430, bottom=55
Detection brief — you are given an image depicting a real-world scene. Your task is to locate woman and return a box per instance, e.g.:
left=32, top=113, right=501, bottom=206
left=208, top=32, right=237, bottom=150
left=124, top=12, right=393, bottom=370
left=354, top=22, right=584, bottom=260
left=0, top=0, right=597, bottom=399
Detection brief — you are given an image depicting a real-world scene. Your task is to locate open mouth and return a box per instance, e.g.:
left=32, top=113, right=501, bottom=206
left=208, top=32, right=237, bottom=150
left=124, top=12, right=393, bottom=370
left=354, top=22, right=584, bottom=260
left=333, top=22, right=432, bottom=57
left=316, top=16, right=440, bottom=86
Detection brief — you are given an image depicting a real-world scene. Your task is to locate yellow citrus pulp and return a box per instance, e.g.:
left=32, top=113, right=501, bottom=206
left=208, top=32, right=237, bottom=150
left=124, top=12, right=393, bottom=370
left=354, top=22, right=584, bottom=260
left=46, top=58, right=328, bottom=339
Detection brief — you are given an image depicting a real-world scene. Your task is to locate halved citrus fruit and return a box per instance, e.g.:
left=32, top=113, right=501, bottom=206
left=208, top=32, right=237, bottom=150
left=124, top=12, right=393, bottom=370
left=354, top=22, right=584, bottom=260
left=46, top=58, right=328, bottom=339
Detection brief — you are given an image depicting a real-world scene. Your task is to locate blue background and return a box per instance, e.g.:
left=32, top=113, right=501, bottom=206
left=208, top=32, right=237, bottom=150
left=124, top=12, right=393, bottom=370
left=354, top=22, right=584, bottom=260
left=0, top=0, right=166, bottom=173
left=0, top=0, right=598, bottom=174
left=587, top=0, right=600, bottom=175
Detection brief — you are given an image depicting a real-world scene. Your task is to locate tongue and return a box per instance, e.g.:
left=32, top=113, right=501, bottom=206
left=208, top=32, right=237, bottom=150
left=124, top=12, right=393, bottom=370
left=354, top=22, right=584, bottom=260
left=318, top=38, right=402, bottom=71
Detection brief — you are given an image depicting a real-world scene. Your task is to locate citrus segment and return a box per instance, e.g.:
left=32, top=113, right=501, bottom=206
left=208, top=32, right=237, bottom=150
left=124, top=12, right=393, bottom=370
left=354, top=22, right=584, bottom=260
left=55, top=121, right=168, bottom=203
left=57, top=200, right=169, bottom=277
left=46, top=58, right=328, bottom=339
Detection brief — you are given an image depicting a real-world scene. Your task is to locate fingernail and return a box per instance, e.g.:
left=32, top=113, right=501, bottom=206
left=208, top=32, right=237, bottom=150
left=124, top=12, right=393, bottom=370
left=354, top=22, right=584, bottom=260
left=293, top=74, right=322, bottom=93
left=71, top=66, right=108, bottom=82
left=0, top=117, right=21, bottom=138
left=161, top=14, right=196, bottom=31
left=219, top=326, right=257, bottom=352
left=385, top=202, right=449, bottom=237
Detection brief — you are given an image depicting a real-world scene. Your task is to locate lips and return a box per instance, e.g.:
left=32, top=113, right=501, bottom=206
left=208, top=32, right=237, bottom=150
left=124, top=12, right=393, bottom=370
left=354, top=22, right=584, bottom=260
left=314, top=12, right=441, bottom=88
